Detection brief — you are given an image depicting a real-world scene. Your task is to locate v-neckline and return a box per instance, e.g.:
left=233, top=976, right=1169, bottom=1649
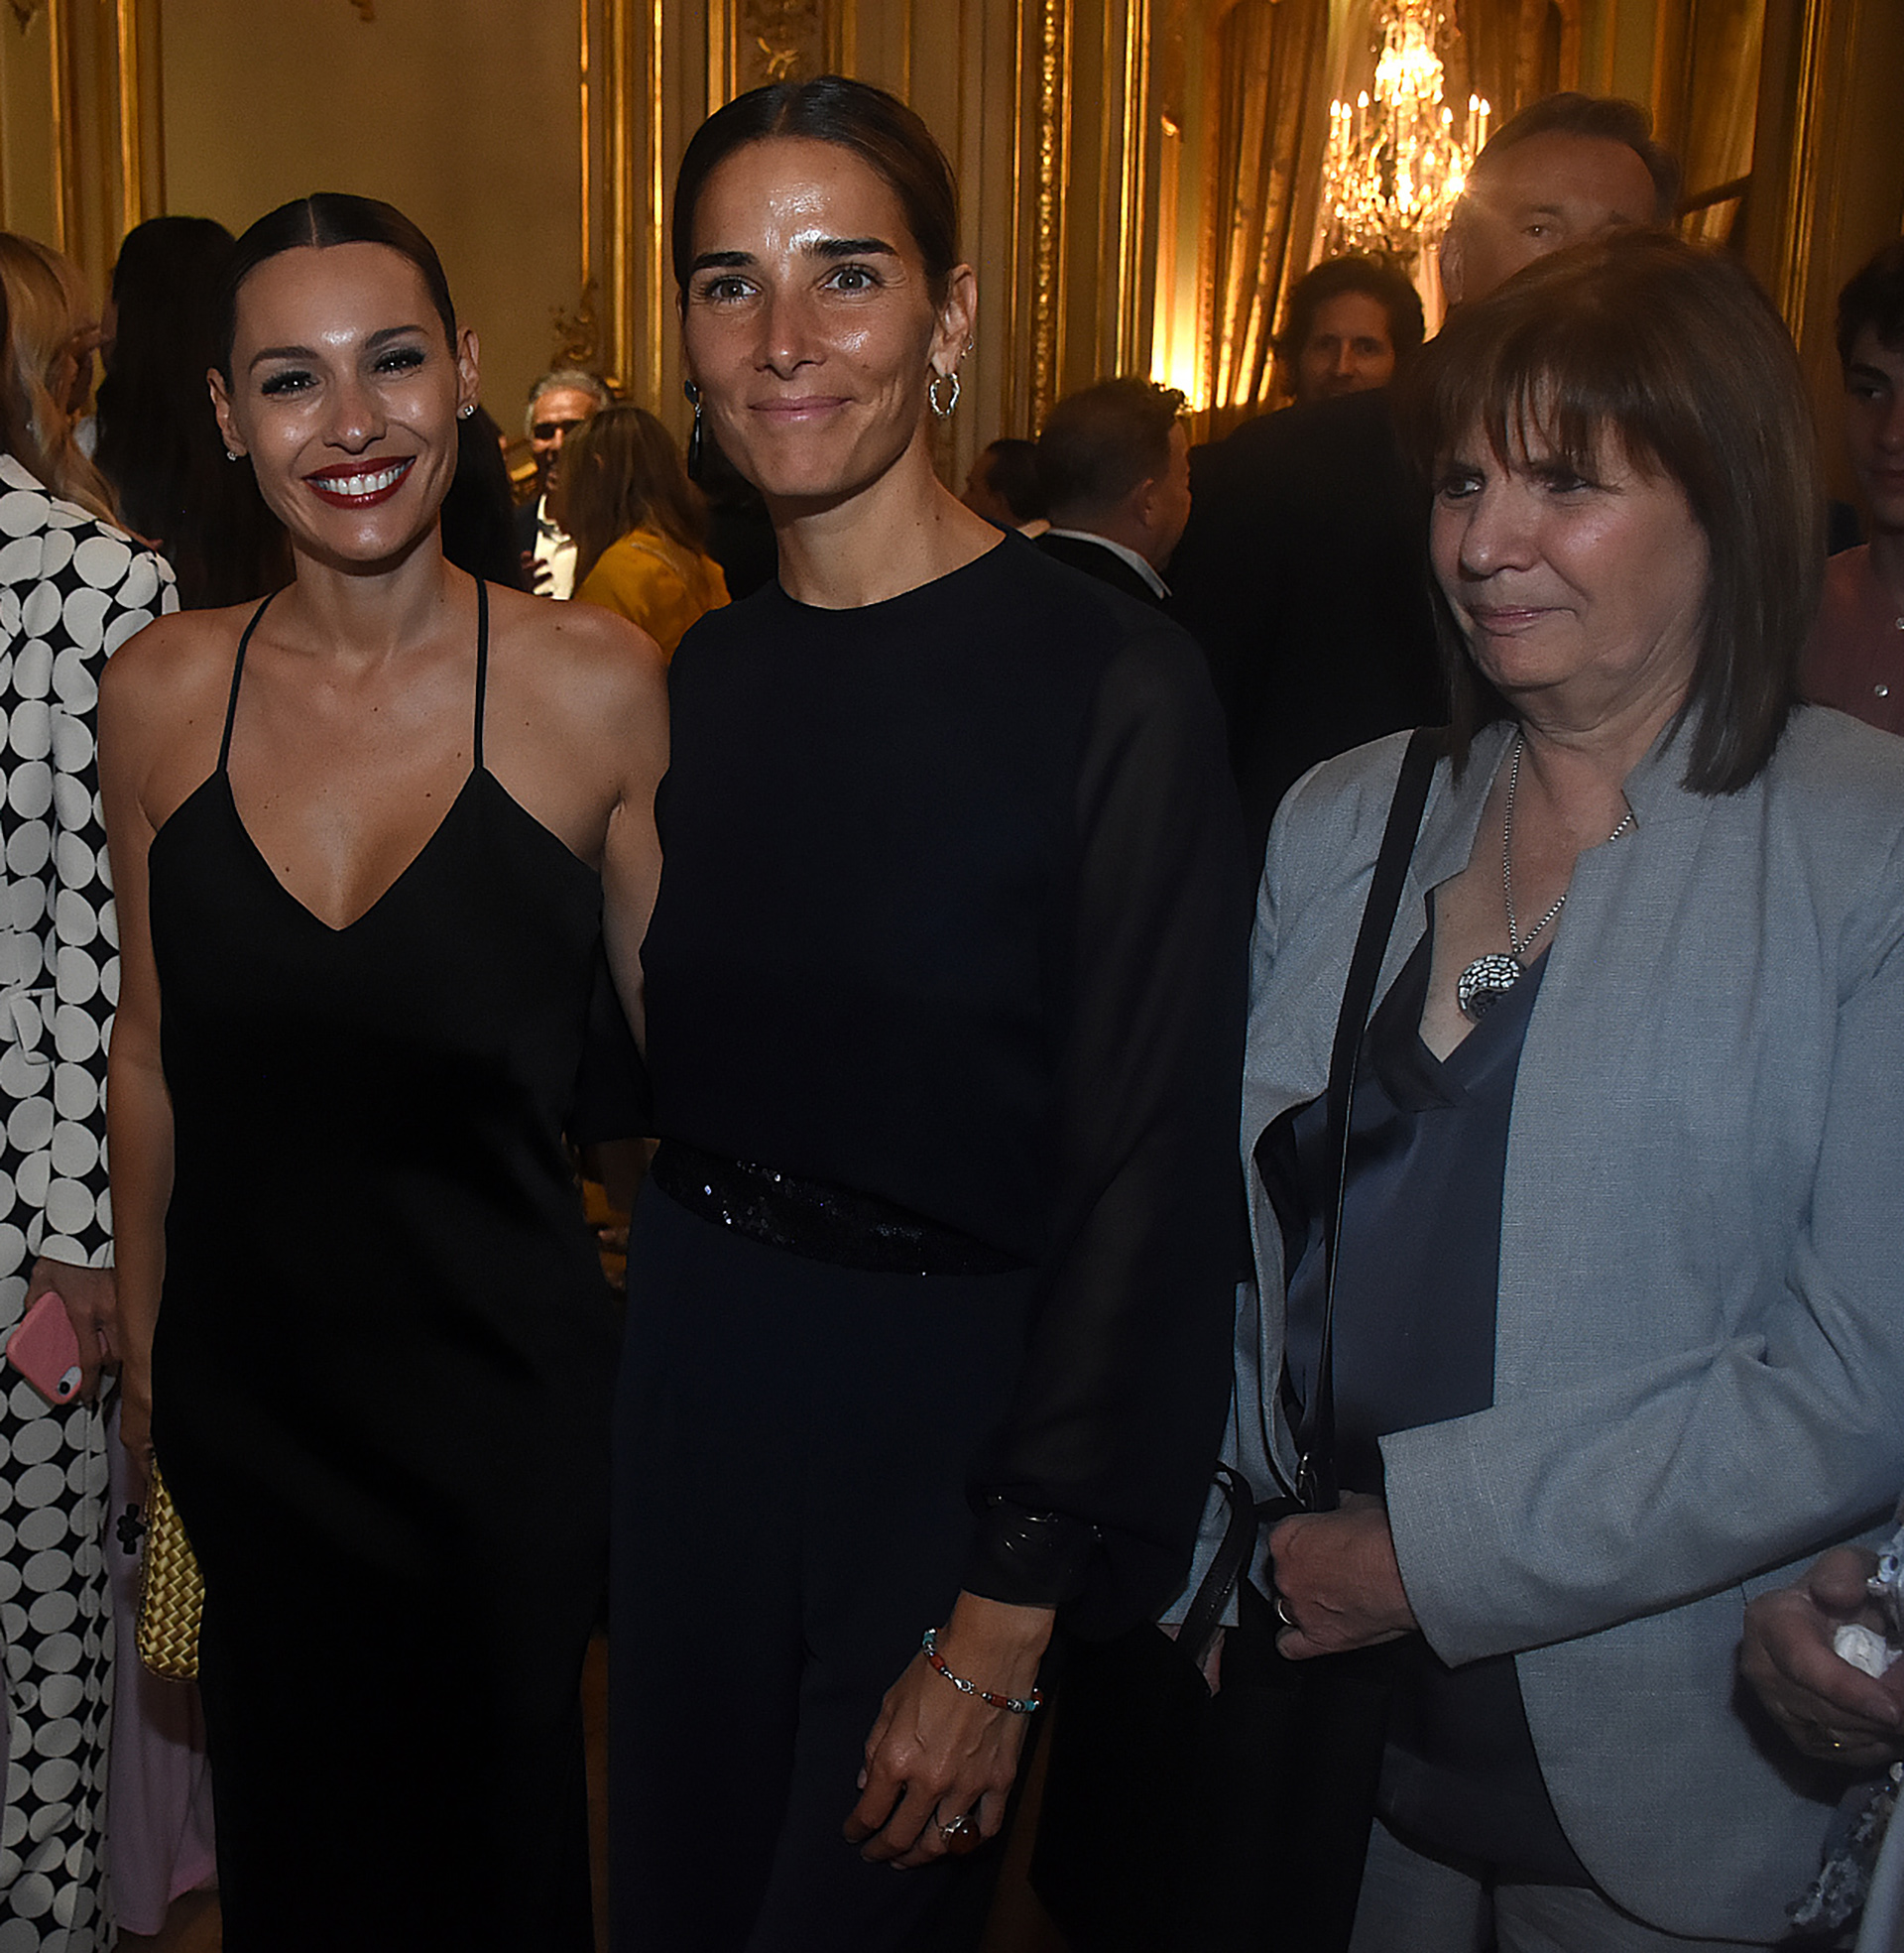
left=221, top=767, right=485, bottom=936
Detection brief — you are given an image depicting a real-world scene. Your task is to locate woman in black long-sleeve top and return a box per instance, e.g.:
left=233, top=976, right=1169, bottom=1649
left=611, top=75, right=1248, bottom=1951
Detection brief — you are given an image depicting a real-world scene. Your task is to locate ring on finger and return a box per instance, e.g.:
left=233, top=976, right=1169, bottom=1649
left=938, top=1812, right=973, bottom=1839
left=1274, top=1595, right=1296, bottom=1629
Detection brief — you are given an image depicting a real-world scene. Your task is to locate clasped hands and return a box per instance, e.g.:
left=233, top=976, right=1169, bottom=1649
left=1740, top=1546, right=1904, bottom=1769
left=844, top=1594, right=1052, bottom=1869
left=1268, top=1492, right=1419, bottom=1659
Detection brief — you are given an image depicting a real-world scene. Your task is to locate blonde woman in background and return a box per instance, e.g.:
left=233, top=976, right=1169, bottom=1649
left=0, top=233, right=115, bottom=521
left=558, top=402, right=729, bottom=659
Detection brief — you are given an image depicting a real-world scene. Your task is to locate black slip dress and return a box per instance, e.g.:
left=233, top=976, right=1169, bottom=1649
left=147, top=582, right=616, bottom=1951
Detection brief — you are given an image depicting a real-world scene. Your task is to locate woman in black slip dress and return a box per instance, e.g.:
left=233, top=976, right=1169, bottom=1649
left=611, top=78, right=1247, bottom=1951
left=97, top=194, right=666, bottom=1952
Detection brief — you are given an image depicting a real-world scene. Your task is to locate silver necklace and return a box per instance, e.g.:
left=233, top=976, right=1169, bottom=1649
left=1457, top=735, right=1633, bottom=1023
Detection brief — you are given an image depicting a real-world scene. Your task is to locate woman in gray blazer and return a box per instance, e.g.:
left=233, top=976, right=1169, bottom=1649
left=1229, top=232, right=1904, bottom=1947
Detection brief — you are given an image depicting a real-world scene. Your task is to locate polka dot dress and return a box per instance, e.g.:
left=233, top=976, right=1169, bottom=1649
left=0, top=454, right=175, bottom=1951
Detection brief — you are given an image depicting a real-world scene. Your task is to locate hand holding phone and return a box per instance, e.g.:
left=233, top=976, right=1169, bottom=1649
left=7, top=1290, right=84, bottom=1404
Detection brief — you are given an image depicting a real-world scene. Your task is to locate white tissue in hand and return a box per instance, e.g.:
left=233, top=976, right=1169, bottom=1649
left=1834, top=1623, right=1900, bottom=1677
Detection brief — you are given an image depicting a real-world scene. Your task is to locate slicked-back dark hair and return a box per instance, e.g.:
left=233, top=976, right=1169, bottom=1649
left=1468, top=92, right=1681, bottom=224
left=1273, top=255, right=1426, bottom=367
left=672, top=76, right=959, bottom=304
left=1837, top=240, right=1904, bottom=366
left=978, top=438, right=1045, bottom=524
left=1036, top=377, right=1187, bottom=520
left=1397, top=232, right=1818, bottom=795
left=215, top=192, right=457, bottom=378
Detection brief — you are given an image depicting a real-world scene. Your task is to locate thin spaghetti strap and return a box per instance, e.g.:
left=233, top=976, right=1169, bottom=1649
left=218, top=592, right=279, bottom=775
left=473, top=578, right=489, bottom=773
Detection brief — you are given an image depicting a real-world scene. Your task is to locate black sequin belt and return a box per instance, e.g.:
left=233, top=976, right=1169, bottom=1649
left=650, top=1140, right=1026, bottom=1278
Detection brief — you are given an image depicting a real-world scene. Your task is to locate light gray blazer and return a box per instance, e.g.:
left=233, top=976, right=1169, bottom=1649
left=1217, top=708, right=1904, bottom=1939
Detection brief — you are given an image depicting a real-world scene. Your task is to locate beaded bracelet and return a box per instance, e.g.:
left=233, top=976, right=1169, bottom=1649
left=920, top=1628, right=1043, bottom=1715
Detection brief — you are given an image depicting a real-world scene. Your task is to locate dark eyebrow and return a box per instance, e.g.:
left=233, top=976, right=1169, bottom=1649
left=812, top=237, right=898, bottom=261
left=1847, top=362, right=1893, bottom=386
left=688, top=250, right=754, bottom=275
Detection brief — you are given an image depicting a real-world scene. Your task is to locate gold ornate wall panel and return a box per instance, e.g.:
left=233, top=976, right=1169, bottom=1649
left=1742, top=0, right=1904, bottom=505
left=0, top=0, right=160, bottom=294
left=0, top=0, right=1893, bottom=501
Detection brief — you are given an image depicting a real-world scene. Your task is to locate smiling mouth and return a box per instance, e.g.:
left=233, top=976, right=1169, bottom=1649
left=305, top=458, right=416, bottom=507
left=750, top=398, right=850, bottom=419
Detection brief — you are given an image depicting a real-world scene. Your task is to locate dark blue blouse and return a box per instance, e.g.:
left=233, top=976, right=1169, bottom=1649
left=1262, top=926, right=1587, bottom=1882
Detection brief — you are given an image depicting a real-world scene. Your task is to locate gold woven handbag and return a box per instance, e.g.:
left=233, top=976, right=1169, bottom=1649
left=136, top=1461, right=203, bottom=1681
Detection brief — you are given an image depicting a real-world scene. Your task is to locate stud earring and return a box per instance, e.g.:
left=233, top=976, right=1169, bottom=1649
left=457, top=403, right=475, bottom=422
left=683, top=379, right=704, bottom=481
left=224, top=448, right=241, bottom=462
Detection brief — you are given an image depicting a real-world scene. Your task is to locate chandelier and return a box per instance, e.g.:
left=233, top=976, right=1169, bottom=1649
left=1321, top=0, right=1489, bottom=269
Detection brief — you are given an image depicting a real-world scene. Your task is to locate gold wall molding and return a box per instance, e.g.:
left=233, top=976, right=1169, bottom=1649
left=1029, top=0, right=1070, bottom=427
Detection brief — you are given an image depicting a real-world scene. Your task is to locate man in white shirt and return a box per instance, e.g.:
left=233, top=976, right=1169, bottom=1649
left=1033, top=378, right=1191, bottom=606
left=514, top=367, right=610, bottom=598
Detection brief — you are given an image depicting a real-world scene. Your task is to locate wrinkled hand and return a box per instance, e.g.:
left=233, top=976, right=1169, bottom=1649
left=844, top=1597, right=1051, bottom=1869
left=27, top=1258, right=116, bottom=1402
left=1740, top=1548, right=1904, bottom=1768
left=1268, top=1493, right=1418, bottom=1659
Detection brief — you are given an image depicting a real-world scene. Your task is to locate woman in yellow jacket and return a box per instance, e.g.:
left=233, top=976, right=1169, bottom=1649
left=558, top=403, right=729, bottom=659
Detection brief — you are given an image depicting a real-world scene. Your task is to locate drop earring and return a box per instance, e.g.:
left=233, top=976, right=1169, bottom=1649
left=683, top=379, right=704, bottom=481
left=928, top=369, right=961, bottom=419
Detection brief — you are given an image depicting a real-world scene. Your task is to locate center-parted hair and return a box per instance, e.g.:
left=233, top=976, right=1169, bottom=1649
left=1273, top=256, right=1426, bottom=369
left=553, top=403, right=708, bottom=592
left=1396, top=231, right=1820, bottom=795
left=215, top=192, right=458, bottom=378
left=671, top=76, right=959, bottom=303
left=1035, top=378, right=1186, bottom=521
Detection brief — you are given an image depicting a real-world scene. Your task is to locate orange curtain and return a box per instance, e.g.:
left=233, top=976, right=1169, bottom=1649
left=1204, top=0, right=1330, bottom=435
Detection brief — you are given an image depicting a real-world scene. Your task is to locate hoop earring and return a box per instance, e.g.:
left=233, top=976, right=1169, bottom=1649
left=683, top=379, right=704, bottom=480
left=928, top=370, right=961, bottom=420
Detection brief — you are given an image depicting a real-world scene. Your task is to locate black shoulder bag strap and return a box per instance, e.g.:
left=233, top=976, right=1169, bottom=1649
left=1294, top=727, right=1438, bottom=1514
left=1176, top=730, right=1439, bottom=1664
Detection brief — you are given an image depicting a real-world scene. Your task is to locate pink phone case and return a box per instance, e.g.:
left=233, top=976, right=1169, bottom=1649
left=7, top=1291, right=83, bottom=1404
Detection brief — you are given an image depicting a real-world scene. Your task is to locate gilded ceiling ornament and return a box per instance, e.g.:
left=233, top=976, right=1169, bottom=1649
left=738, top=0, right=823, bottom=90
left=551, top=282, right=601, bottom=370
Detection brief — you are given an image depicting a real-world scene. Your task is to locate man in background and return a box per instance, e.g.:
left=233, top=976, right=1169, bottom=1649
left=1802, top=242, right=1904, bottom=736
left=515, top=366, right=610, bottom=598
left=1274, top=255, right=1424, bottom=406
left=961, top=436, right=1048, bottom=535
left=1170, top=92, right=1680, bottom=858
left=1033, top=377, right=1191, bottom=605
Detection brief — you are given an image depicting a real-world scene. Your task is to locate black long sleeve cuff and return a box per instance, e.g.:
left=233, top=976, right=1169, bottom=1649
left=962, top=1497, right=1099, bottom=1610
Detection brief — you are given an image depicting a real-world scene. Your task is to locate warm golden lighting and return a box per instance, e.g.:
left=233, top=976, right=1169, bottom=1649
left=1321, top=0, right=1488, bottom=268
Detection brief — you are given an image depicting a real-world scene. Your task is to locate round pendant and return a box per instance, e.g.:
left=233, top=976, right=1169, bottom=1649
left=1457, top=952, right=1524, bottom=1023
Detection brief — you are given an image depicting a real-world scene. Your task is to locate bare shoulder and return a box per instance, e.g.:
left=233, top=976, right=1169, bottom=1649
left=100, top=603, right=247, bottom=725
left=98, top=604, right=254, bottom=813
left=486, top=584, right=667, bottom=727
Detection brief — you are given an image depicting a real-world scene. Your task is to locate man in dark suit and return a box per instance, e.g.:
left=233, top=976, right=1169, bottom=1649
left=1170, top=93, right=1681, bottom=859
left=1032, top=378, right=1192, bottom=606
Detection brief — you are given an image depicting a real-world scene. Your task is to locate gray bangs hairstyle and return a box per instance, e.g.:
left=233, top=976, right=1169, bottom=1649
left=1397, top=230, right=1823, bottom=795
